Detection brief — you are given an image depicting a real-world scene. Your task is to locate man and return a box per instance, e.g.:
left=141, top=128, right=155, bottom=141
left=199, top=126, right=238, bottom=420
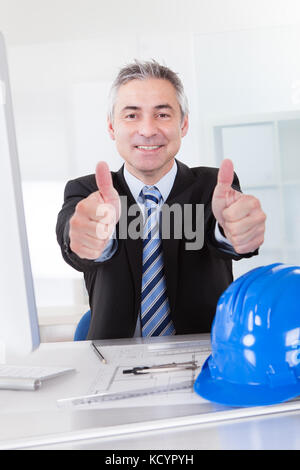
left=56, top=60, right=266, bottom=339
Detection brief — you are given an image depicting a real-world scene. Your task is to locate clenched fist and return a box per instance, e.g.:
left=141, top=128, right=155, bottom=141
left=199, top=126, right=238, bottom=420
left=212, top=159, right=266, bottom=254
left=69, top=162, right=121, bottom=260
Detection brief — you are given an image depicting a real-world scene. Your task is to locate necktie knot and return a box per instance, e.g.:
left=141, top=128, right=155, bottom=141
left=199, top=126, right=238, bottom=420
left=141, top=186, right=162, bottom=208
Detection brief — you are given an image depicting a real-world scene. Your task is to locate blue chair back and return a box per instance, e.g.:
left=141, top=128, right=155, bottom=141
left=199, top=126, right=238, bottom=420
left=74, top=310, right=91, bottom=341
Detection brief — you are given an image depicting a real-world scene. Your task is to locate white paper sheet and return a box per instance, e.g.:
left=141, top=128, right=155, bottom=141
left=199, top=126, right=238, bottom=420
left=58, top=341, right=212, bottom=409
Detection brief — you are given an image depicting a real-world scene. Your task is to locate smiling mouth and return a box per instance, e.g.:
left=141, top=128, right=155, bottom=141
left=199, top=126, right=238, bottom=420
left=134, top=145, right=164, bottom=150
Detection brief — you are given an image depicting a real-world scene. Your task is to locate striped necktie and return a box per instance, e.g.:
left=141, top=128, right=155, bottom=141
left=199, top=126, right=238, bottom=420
left=140, top=186, right=175, bottom=337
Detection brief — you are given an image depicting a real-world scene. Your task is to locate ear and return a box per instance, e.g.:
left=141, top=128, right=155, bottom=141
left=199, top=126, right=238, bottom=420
left=107, top=116, right=115, bottom=141
left=181, top=114, right=189, bottom=138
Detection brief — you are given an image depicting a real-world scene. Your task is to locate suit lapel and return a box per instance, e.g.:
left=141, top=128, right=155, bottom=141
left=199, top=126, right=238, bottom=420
left=161, top=160, right=196, bottom=314
left=114, top=166, right=143, bottom=302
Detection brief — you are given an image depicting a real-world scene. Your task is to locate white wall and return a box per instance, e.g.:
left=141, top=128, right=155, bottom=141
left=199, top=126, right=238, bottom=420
left=1, top=0, right=300, bottom=44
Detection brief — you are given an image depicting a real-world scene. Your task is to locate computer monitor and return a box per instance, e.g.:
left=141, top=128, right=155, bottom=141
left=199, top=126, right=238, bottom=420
left=0, top=32, right=40, bottom=362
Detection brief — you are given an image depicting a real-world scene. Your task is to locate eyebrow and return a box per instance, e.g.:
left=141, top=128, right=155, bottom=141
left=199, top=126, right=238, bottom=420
left=121, top=104, right=174, bottom=113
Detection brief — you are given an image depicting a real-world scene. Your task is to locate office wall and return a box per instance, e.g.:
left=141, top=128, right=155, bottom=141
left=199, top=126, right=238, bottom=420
left=1, top=0, right=300, bottom=329
left=1, top=0, right=300, bottom=44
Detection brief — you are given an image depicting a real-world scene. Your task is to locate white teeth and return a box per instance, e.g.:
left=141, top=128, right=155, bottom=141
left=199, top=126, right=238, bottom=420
left=137, top=145, right=161, bottom=150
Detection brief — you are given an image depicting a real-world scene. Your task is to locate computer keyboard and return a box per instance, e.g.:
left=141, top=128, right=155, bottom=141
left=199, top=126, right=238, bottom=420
left=0, top=365, right=75, bottom=390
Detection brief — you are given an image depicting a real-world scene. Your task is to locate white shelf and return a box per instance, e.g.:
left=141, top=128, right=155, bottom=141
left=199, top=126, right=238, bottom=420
left=211, top=110, right=300, bottom=276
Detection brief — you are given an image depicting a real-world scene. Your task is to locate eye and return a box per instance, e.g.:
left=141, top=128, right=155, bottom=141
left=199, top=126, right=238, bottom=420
left=157, top=113, right=170, bottom=119
left=125, top=113, right=137, bottom=120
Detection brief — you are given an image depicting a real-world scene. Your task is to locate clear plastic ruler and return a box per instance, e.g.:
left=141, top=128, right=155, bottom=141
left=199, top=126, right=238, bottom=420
left=57, top=380, right=194, bottom=409
left=148, top=341, right=211, bottom=357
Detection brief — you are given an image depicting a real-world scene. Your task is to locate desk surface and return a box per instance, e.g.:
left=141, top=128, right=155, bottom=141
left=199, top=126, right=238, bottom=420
left=1, top=335, right=300, bottom=450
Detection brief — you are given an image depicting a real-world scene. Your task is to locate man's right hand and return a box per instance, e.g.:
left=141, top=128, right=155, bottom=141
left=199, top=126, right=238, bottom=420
left=69, top=162, right=121, bottom=260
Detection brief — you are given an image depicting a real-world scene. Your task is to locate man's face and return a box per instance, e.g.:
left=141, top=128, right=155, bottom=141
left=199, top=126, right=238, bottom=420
left=108, top=78, right=188, bottom=182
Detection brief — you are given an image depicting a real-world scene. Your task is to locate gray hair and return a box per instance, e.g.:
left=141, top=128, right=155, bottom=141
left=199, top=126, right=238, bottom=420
left=108, top=59, right=189, bottom=123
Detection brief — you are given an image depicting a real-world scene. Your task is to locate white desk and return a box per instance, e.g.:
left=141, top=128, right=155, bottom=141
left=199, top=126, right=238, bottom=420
left=1, top=335, right=300, bottom=450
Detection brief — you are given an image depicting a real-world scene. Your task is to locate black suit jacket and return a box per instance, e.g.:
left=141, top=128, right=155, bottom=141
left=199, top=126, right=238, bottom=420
left=56, top=160, right=258, bottom=339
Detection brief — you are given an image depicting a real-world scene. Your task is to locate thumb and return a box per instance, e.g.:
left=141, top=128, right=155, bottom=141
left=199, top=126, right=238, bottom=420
left=95, top=161, right=115, bottom=203
left=212, top=159, right=235, bottom=225
left=213, top=159, right=234, bottom=201
left=217, top=158, right=234, bottom=187
left=212, top=159, right=241, bottom=227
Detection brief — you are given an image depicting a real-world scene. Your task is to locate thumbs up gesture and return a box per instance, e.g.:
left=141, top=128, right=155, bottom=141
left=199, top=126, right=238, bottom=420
left=69, top=162, right=121, bottom=260
left=212, top=159, right=266, bottom=254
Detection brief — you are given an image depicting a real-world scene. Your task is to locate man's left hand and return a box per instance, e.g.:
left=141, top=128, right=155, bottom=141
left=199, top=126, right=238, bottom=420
left=212, top=159, right=266, bottom=254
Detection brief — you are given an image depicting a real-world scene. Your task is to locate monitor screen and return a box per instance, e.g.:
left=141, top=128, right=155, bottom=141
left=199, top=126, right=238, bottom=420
left=0, top=32, right=40, bottom=362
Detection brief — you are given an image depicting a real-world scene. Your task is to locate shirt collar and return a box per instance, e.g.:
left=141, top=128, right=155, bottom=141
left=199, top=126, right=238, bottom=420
left=123, top=160, right=177, bottom=203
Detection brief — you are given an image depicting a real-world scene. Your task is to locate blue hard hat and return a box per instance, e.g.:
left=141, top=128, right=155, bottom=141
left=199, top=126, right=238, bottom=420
left=194, top=263, right=300, bottom=407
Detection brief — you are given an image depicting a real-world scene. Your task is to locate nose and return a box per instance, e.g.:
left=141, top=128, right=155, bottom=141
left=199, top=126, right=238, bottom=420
left=137, top=116, right=158, bottom=138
